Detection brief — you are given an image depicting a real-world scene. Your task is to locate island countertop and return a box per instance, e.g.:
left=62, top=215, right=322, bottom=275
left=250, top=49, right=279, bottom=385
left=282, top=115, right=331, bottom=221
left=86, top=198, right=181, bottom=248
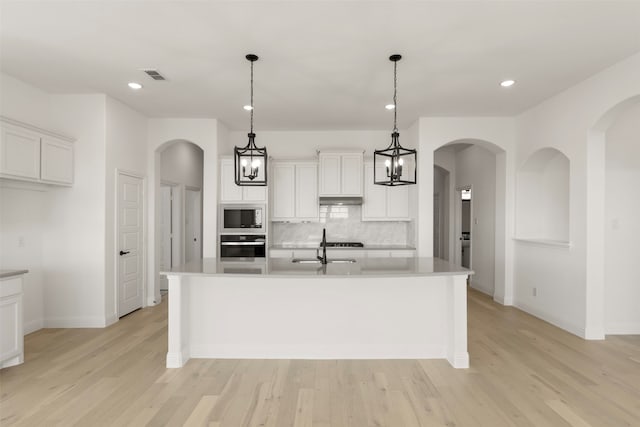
left=162, top=257, right=472, bottom=278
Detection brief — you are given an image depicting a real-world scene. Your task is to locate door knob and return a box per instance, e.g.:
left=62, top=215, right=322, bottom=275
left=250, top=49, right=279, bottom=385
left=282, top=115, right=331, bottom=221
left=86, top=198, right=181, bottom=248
left=119, top=250, right=130, bottom=256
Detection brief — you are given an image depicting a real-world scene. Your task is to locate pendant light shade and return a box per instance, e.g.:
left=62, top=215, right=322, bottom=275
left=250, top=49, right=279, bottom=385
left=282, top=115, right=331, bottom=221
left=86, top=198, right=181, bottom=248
left=374, top=54, right=417, bottom=186
left=234, top=54, right=267, bottom=186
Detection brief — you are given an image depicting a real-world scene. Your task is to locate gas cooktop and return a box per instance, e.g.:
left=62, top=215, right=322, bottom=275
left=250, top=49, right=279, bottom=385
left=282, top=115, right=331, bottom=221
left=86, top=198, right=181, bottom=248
left=322, top=242, right=364, bottom=248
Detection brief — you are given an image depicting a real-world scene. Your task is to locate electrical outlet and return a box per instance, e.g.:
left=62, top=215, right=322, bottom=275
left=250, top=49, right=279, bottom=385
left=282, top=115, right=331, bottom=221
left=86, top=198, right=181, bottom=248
left=532, top=287, right=537, bottom=297
left=18, top=236, right=25, bottom=248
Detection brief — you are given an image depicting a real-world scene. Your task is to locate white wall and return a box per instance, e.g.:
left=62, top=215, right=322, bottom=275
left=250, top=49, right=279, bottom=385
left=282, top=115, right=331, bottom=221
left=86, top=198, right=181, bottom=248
left=455, top=145, right=496, bottom=296
left=104, top=96, right=148, bottom=323
left=45, top=94, right=107, bottom=327
left=433, top=165, right=449, bottom=259
left=604, top=101, right=640, bottom=334
left=160, top=140, right=204, bottom=188
left=514, top=52, right=640, bottom=339
left=0, top=184, right=46, bottom=333
left=222, top=130, right=408, bottom=159
left=516, top=148, right=570, bottom=241
left=0, top=75, right=110, bottom=329
left=0, top=73, right=53, bottom=333
left=0, top=73, right=52, bottom=129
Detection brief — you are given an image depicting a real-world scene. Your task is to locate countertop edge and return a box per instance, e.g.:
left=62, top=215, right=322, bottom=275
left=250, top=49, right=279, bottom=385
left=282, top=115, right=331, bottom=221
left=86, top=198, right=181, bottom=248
left=0, top=269, right=29, bottom=279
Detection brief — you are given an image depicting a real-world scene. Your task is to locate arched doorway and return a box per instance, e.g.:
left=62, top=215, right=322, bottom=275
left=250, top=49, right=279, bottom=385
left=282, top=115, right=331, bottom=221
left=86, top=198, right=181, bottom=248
left=586, top=95, right=640, bottom=338
left=154, top=139, right=204, bottom=296
left=434, top=139, right=508, bottom=302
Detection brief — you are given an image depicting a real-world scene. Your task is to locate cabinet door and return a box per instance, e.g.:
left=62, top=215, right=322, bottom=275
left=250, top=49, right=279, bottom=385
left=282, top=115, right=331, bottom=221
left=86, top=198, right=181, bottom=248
left=340, top=153, right=363, bottom=196
left=269, top=249, right=294, bottom=258
left=319, top=154, right=341, bottom=196
left=0, top=125, right=40, bottom=180
left=243, top=186, right=267, bottom=203
left=386, top=185, right=410, bottom=219
left=271, top=163, right=296, bottom=220
left=295, top=163, right=319, bottom=221
left=362, top=162, right=387, bottom=220
left=220, top=159, right=243, bottom=202
left=40, top=136, right=74, bottom=184
left=366, top=251, right=392, bottom=258
left=390, top=250, right=415, bottom=258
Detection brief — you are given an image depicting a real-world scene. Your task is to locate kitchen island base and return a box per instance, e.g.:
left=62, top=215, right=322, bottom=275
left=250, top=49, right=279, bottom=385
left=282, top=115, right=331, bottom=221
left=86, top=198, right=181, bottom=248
left=165, top=259, right=470, bottom=369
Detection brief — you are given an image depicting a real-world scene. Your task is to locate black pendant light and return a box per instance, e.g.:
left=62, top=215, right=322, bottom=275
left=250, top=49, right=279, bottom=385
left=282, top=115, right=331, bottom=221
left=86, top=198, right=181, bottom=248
left=374, top=54, right=417, bottom=186
left=234, top=54, right=267, bottom=186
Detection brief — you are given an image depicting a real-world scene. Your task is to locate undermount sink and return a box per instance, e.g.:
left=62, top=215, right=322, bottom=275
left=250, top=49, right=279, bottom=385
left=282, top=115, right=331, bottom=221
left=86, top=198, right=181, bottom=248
left=291, top=258, right=357, bottom=264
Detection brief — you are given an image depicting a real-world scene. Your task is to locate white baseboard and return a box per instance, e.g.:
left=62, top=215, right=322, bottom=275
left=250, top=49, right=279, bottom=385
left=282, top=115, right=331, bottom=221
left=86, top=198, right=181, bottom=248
left=493, top=295, right=514, bottom=306
left=514, top=300, right=586, bottom=339
left=105, top=313, right=118, bottom=327
left=189, top=343, right=447, bottom=360
left=606, top=322, right=640, bottom=335
left=447, top=352, right=470, bottom=369
left=23, top=318, right=44, bottom=335
left=44, top=316, right=110, bottom=328
left=469, top=281, right=493, bottom=297
left=166, top=347, right=190, bottom=368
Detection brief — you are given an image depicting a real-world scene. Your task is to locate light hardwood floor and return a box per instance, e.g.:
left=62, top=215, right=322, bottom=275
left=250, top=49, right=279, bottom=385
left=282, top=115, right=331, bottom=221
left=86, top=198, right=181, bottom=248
left=1, top=289, right=639, bottom=426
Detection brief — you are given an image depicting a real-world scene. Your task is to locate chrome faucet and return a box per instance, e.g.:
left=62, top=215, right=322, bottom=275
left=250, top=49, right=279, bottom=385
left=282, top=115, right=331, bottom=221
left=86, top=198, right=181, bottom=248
left=317, top=228, right=328, bottom=265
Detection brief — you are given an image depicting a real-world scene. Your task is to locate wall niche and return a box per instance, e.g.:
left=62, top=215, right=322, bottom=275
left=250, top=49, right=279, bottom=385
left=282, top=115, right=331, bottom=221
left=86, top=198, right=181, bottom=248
left=516, top=147, right=570, bottom=244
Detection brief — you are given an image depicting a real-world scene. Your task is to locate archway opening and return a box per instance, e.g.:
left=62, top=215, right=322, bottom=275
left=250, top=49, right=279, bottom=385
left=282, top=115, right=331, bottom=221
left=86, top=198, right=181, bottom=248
left=155, top=140, right=204, bottom=293
left=434, top=139, right=506, bottom=299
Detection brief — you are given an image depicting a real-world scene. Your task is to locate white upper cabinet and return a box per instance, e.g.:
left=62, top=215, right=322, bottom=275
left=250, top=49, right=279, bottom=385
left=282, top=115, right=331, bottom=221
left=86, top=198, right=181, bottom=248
left=318, top=151, right=363, bottom=197
left=40, top=136, right=74, bottom=184
left=0, top=124, right=41, bottom=180
left=271, top=162, right=296, bottom=220
left=295, top=162, right=319, bottom=221
left=362, top=161, right=410, bottom=221
left=271, top=160, right=319, bottom=222
left=0, top=117, right=74, bottom=186
left=219, top=158, right=267, bottom=203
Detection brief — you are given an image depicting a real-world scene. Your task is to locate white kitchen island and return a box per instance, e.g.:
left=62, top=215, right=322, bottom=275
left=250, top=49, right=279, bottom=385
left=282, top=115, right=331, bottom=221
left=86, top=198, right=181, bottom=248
left=162, top=257, right=472, bottom=369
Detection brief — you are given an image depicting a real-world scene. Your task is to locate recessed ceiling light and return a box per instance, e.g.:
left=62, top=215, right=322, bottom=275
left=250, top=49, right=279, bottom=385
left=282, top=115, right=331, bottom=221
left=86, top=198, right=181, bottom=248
left=128, top=82, right=143, bottom=90
left=500, top=79, right=515, bottom=87
left=385, top=104, right=395, bottom=110
left=243, top=105, right=253, bottom=111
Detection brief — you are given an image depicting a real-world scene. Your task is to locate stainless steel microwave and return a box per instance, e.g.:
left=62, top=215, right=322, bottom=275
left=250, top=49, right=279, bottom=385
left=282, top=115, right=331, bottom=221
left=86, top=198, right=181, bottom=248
left=220, top=204, right=265, bottom=233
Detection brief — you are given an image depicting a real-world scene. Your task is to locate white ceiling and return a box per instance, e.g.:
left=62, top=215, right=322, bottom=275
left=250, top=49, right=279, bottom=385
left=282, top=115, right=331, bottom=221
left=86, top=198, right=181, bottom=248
left=1, top=1, right=639, bottom=130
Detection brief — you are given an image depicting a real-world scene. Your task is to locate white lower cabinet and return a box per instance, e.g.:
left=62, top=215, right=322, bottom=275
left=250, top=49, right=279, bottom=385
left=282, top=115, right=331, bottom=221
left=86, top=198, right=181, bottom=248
left=271, top=161, right=318, bottom=222
left=362, top=161, right=410, bottom=221
left=0, top=275, right=24, bottom=369
left=0, top=117, right=74, bottom=186
left=270, top=248, right=415, bottom=259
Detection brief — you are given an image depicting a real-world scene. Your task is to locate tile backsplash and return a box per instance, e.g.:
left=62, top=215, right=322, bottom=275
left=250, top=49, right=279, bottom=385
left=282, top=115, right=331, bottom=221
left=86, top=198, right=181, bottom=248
left=271, top=205, right=414, bottom=246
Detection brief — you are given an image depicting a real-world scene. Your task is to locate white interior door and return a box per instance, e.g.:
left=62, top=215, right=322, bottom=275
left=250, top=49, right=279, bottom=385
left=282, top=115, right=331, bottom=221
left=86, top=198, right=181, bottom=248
left=185, top=189, right=202, bottom=263
left=117, top=172, right=144, bottom=317
left=159, top=185, right=172, bottom=290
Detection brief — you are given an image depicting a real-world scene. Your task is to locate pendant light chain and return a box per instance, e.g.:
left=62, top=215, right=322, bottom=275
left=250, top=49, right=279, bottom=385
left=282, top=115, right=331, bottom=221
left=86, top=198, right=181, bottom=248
left=250, top=58, right=254, bottom=135
left=393, top=59, right=398, bottom=134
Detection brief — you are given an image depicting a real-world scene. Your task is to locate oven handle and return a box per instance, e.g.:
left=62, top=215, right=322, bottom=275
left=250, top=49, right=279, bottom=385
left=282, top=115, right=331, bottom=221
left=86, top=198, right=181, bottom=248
left=220, top=241, right=266, bottom=246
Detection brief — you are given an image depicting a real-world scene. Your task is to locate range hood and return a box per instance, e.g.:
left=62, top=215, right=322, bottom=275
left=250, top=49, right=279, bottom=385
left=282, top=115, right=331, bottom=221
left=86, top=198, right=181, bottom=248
left=319, top=196, right=363, bottom=206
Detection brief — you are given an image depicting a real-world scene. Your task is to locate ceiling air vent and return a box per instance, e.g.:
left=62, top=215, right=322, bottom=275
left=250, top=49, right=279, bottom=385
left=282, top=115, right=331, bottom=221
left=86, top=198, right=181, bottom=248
left=142, top=69, right=166, bottom=81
